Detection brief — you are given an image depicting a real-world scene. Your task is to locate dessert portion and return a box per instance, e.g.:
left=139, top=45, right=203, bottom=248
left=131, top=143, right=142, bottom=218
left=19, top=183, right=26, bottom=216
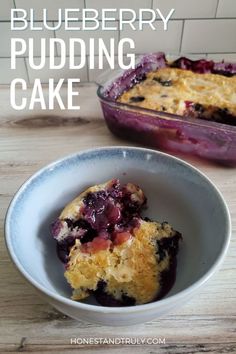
left=118, top=56, right=236, bottom=126
left=51, top=179, right=182, bottom=306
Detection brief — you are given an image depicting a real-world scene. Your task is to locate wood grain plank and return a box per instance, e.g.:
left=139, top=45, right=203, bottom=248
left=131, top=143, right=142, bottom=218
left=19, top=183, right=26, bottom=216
left=1, top=341, right=236, bottom=354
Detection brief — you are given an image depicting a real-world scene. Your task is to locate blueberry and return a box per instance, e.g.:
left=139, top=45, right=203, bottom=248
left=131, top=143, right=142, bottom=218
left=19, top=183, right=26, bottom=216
left=217, top=107, right=229, bottom=115
left=144, top=216, right=152, bottom=222
left=80, top=229, right=97, bottom=244
left=193, top=103, right=205, bottom=114
left=129, top=96, right=145, bottom=103
left=154, top=77, right=173, bottom=87
left=94, top=281, right=135, bottom=307
left=156, top=240, right=166, bottom=262
left=73, top=219, right=90, bottom=230
left=57, top=236, right=76, bottom=263
left=64, top=218, right=73, bottom=229
left=157, top=232, right=182, bottom=261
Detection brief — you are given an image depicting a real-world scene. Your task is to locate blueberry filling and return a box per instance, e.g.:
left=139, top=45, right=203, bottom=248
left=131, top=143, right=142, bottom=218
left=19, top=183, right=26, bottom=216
left=193, top=103, right=205, bottom=114
left=52, top=180, right=146, bottom=263
left=184, top=101, right=236, bottom=126
left=155, top=256, right=178, bottom=301
left=153, top=232, right=182, bottom=301
left=129, top=96, right=145, bottom=103
left=56, top=236, right=77, bottom=263
left=131, top=73, right=147, bottom=86
left=143, top=216, right=152, bottom=222
left=212, top=70, right=234, bottom=78
left=211, top=107, right=235, bottom=125
left=171, top=56, right=236, bottom=77
left=53, top=218, right=98, bottom=262
left=82, top=191, right=121, bottom=230
left=153, top=77, right=173, bottom=87
left=156, top=232, right=182, bottom=262
left=171, top=57, right=215, bottom=74
left=93, top=281, right=135, bottom=307
left=64, top=218, right=74, bottom=229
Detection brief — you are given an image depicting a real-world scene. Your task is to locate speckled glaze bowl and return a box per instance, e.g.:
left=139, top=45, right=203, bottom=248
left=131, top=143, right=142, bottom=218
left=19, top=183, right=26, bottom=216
left=5, top=147, right=231, bottom=326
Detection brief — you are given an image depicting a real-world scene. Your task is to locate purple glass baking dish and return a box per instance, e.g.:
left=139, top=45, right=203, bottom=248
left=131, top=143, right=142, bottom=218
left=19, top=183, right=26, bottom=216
left=97, top=53, right=236, bottom=165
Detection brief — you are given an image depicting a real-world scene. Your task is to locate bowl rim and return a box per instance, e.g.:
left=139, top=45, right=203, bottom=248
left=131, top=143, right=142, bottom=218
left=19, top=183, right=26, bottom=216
left=4, top=146, right=231, bottom=314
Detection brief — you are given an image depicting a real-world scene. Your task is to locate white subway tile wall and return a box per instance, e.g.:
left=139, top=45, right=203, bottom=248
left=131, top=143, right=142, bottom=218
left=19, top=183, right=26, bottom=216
left=26, top=57, right=88, bottom=83
left=88, top=56, right=119, bottom=82
left=0, top=0, right=14, bottom=21
left=153, top=0, right=218, bottom=19
left=181, top=20, right=236, bottom=53
left=15, top=0, right=85, bottom=20
left=120, top=21, right=183, bottom=53
left=86, top=0, right=153, bottom=19
left=0, top=22, right=55, bottom=57
left=55, top=21, right=119, bottom=55
left=217, top=0, right=236, bottom=18
left=207, top=53, right=236, bottom=61
left=0, top=58, right=28, bottom=84
left=0, top=0, right=235, bottom=83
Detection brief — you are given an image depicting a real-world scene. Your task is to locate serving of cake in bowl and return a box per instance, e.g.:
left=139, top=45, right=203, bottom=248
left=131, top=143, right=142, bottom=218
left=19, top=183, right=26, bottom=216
left=51, top=179, right=182, bottom=306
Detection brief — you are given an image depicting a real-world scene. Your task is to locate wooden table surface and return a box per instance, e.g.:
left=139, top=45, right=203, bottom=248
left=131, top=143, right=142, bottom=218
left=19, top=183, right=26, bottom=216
left=0, top=84, right=236, bottom=354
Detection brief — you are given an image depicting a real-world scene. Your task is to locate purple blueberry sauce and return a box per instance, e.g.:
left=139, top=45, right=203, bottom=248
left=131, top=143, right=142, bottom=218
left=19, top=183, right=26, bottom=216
left=51, top=179, right=146, bottom=263
left=171, top=56, right=236, bottom=77
left=93, top=281, right=136, bottom=307
left=184, top=101, right=236, bottom=126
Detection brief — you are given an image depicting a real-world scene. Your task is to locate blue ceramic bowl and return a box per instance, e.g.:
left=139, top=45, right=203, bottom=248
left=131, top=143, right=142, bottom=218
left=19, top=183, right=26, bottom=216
left=5, top=147, right=231, bottom=325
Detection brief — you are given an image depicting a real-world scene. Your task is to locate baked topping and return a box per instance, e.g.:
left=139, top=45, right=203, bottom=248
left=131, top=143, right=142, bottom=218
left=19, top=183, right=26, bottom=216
left=118, top=59, right=236, bottom=126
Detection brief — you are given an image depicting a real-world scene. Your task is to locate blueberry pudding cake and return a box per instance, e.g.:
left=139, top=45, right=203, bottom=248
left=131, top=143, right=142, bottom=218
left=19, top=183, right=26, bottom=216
left=51, top=179, right=182, bottom=306
left=118, top=55, right=236, bottom=126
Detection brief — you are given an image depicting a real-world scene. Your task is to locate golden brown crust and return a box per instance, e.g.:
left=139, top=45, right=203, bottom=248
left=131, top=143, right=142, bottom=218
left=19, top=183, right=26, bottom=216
left=118, top=67, right=236, bottom=116
left=65, top=220, right=176, bottom=304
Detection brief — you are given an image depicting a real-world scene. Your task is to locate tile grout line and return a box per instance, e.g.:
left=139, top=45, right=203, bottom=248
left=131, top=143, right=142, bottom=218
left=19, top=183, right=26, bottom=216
left=1, top=18, right=236, bottom=23
left=179, top=19, right=185, bottom=53
left=52, top=21, right=59, bottom=57
left=215, top=0, right=220, bottom=18
left=23, top=57, right=30, bottom=84
left=86, top=55, right=89, bottom=82
left=118, top=18, right=121, bottom=42
left=0, top=52, right=234, bottom=60
left=12, top=0, right=18, bottom=18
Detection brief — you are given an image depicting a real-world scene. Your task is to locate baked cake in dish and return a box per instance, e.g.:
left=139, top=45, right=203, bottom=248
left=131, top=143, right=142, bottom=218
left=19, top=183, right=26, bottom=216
left=118, top=56, right=236, bottom=126
left=51, top=179, right=182, bottom=306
